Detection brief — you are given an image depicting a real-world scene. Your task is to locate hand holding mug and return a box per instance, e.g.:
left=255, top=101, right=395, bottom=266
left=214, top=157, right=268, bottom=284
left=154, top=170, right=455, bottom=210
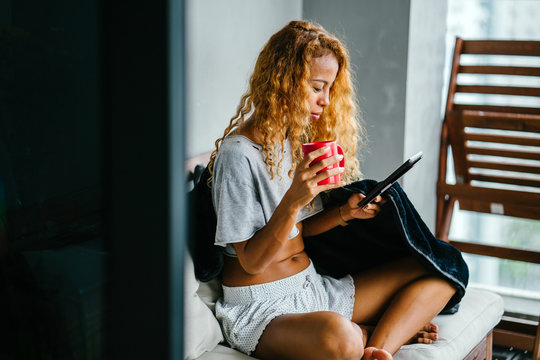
left=301, top=140, right=345, bottom=185
left=284, top=143, right=345, bottom=209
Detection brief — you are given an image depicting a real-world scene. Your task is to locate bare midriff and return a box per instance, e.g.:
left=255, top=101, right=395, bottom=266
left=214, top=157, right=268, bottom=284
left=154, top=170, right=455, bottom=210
left=221, top=224, right=311, bottom=287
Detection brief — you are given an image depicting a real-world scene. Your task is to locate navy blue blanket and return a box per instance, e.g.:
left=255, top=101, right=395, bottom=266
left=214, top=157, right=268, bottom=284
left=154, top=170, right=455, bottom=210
left=305, top=180, right=468, bottom=314
left=189, top=170, right=468, bottom=313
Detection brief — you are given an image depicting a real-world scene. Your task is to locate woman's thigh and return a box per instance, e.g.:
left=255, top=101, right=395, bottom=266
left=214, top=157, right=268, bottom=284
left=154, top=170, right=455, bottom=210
left=253, top=311, right=364, bottom=360
left=351, top=256, right=428, bottom=324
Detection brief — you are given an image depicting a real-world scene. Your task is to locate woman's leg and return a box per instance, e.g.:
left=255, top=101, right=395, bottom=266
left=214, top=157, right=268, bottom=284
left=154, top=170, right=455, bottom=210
left=365, top=276, right=454, bottom=353
left=253, top=311, right=364, bottom=360
left=351, top=257, right=456, bottom=356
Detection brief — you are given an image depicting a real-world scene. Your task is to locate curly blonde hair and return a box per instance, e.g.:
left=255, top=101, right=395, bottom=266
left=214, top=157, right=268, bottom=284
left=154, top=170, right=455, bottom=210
left=208, top=20, right=365, bottom=183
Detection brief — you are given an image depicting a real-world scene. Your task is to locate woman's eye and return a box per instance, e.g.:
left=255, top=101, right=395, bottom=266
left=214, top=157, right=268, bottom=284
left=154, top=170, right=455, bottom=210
left=313, top=87, right=322, bottom=93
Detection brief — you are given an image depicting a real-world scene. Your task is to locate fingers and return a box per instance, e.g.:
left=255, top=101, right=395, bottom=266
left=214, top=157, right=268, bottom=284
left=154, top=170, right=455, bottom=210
left=314, top=154, right=343, bottom=172
left=318, top=181, right=345, bottom=192
left=355, top=196, right=382, bottom=212
left=375, top=195, right=388, bottom=205
left=346, top=193, right=385, bottom=220
left=298, top=147, right=344, bottom=188
left=300, top=146, right=331, bottom=169
left=362, top=204, right=380, bottom=216
left=366, top=195, right=385, bottom=208
left=290, top=148, right=344, bottom=206
left=353, top=193, right=385, bottom=205
left=312, top=165, right=344, bottom=184
left=364, top=200, right=381, bottom=212
left=301, top=147, right=343, bottom=173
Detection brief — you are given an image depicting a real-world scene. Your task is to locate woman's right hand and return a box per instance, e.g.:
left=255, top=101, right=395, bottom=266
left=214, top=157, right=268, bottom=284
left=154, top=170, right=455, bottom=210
left=284, top=146, right=344, bottom=209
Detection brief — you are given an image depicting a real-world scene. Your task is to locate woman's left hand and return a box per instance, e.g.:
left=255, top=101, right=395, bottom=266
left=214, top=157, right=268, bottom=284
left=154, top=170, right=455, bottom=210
left=340, top=193, right=387, bottom=221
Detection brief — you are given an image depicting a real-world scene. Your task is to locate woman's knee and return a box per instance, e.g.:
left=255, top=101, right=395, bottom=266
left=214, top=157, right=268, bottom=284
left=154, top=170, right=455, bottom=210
left=316, top=312, right=364, bottom=360
left=427, top=276, right=457, bottom=298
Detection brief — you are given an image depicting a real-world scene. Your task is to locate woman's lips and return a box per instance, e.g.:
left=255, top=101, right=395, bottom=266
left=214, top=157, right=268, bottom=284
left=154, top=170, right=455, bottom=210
left=311, top=113, right=321, bottom=120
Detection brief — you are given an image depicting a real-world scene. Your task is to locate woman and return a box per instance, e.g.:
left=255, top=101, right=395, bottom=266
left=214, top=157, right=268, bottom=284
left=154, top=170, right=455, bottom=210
left=208, top=20, right=456, bottom=360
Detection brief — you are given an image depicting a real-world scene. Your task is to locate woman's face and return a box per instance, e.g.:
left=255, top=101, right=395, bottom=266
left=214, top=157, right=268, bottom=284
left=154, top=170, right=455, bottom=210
left=307, top=53, right=339, bottom=121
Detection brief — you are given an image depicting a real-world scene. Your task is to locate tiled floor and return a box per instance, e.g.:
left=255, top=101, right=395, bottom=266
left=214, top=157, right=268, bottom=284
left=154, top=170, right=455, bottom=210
left=493, top=346, right=533, bottom=360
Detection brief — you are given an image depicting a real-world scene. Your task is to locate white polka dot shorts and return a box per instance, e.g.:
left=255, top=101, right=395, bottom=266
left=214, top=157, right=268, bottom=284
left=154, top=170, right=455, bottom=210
left=215, top=261, right=355, bottom=355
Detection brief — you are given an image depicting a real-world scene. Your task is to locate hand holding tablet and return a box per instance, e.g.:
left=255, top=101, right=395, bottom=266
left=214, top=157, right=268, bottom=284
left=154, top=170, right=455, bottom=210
left=357, top=152, right=423, bottom=209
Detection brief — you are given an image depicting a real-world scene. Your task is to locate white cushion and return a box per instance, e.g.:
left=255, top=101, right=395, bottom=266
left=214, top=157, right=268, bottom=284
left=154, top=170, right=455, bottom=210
left=197, top=277, right=222, bottom=313
left=196, top=345, right=256, bottom=360
left=184, top=254, right=224, bottom=360
left=394, top=288, right=504, bottom=360
left=193, top=288, right=503, bottom=360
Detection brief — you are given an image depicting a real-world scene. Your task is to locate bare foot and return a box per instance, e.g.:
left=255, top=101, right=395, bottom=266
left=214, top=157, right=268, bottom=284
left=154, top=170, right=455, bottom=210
left=363, top=347, right=393, bottom=360
left=407, top=322, right=439, bottom=344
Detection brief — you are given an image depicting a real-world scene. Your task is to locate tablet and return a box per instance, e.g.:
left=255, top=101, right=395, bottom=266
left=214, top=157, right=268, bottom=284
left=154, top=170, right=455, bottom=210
left=357, top=151, right=423, bottom=209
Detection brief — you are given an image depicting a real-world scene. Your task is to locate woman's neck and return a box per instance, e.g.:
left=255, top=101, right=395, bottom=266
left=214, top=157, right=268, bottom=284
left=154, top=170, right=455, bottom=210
left=233, top=117, right=284, bottom=146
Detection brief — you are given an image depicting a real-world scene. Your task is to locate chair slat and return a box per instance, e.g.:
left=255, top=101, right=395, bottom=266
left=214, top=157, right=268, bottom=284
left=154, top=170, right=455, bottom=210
left=465, top=133, right=540, bottom=147
left=455, top=104, right=540, bottom=115
left=462, top=40, right=540, bottom=56
left=466, top=146, right=540, bottom=161
left=459, top=65, right=540, bottom=77
left=456, top=85, right=540, bottom=97
left=461, top=111, right=540, bottom=132
left=460, top=199, right=540, bottom=220
left=437, top=183, right=540, bottom=205
left=469, top=173, right=540, bottom=188
left=468, top=160, right=540, bottom=175
left=447, top=111, right=471, bottom=183
left=449, top=240, right=540, bottom=264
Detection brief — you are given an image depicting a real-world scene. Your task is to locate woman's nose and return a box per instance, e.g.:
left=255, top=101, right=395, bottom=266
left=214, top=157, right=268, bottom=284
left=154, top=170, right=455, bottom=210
left=318, top=91, right=330, bottom=107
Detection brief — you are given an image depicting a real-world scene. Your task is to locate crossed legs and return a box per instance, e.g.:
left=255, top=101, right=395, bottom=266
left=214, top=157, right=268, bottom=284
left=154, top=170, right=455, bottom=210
left=352, top=257, right=456, bottom=358
left=253, top=257, right=456, bottom=360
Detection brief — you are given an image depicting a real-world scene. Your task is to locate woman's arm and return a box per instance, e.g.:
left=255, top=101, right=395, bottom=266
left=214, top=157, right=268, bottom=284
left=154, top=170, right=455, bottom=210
left=232, top=193, right=302, bottom=274
left=232, top=147, right=345, bottom=274
left=302, top=193, right=384, bottom=237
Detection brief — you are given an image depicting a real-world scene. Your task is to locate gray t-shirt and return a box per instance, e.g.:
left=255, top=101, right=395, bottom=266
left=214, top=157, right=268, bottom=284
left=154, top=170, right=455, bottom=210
left=212, top=135, right=323, bottom=255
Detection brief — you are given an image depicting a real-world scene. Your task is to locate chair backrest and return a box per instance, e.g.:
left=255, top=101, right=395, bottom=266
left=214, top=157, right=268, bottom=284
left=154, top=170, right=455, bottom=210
left=438, top=37, right=540, bottom=360
left=446, top=38, right=540, bottom=115
left=441, top=38, right=540, bottom=220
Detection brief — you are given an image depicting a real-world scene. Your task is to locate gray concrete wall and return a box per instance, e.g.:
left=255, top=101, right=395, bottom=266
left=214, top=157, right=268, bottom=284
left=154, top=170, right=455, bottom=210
left=303, top=0, right=411, bottom=181
left=403, top=0, right=448, bottom=229
left=185, top=0, right=302, bottom=158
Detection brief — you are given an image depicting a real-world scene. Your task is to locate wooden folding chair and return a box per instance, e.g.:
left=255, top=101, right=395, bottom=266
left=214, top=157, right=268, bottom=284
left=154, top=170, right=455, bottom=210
left=436, top=37, right=540, bottom=359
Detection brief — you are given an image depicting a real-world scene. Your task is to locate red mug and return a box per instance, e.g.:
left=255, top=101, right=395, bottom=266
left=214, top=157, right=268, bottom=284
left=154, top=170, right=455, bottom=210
left=302, top=140, right=345, bottom=185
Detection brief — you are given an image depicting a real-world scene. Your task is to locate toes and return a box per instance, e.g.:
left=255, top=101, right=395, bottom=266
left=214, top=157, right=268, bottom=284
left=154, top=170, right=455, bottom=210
left=422, top=322, right=438, bottom=333
left=414, top=330, right=439, bottom=343
left=416, top=337, right=433, bottom=344
left=364, top=347, right=373, bottom=354
left=406, top=323, right=440, bottom=345
left=419, top=331, right=438, bottom=340
left=363, top=347, right=373, bottom=359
